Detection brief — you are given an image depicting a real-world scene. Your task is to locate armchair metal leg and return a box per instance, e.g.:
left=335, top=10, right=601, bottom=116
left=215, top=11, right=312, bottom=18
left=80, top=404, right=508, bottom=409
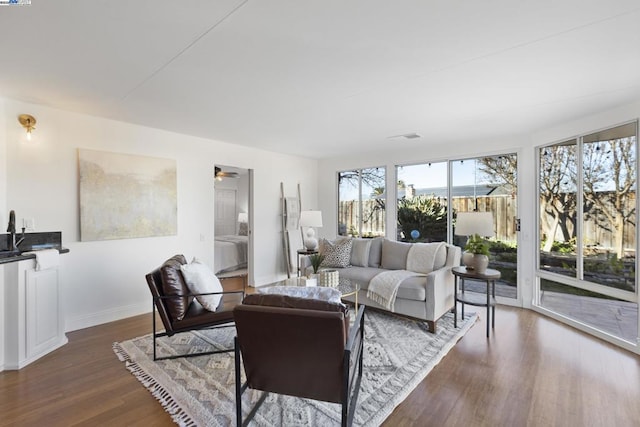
left=152, top=322, right=236, bottom=361
left=235, top=337, right=242, bottom=427
left=152, top=300, right=158, bottom=361
left=235, top=337, right=269, bottom=427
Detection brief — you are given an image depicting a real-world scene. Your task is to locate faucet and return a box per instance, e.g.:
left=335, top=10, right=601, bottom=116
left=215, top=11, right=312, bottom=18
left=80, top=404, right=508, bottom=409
left=6, top=210, right=25, bottom=252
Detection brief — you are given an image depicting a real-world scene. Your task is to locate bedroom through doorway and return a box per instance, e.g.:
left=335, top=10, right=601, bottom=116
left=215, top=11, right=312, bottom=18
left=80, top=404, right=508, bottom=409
left=214, top=164, right=252, bottom=287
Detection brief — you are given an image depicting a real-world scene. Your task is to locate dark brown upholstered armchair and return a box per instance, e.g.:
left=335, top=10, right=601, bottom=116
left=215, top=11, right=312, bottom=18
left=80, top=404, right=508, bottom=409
left=146, top=254, right=244, bottom=361
left=233, top=294, right=365, bottom=427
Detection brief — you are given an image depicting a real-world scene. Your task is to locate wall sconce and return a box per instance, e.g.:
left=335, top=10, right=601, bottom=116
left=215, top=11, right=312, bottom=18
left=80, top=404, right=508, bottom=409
left=18, top=114, right=36, bottom=141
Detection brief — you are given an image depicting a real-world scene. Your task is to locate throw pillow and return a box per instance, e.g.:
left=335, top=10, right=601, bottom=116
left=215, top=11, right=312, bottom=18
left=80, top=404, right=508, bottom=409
left=381, top=239, right=412, bottom=270
left=320, top=237, right=353, bottom=268
left=368, top=236, right=384, bottom=267
left=180, top=258, right=223, bottom=311
left=159, top=254, right=192, bottom=321
left=350, top=238, right=372, bottom=267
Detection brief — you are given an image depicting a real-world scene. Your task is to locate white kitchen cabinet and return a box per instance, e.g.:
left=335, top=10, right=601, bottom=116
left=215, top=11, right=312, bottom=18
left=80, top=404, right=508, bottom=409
left=3, top=258, right=67, bottom=370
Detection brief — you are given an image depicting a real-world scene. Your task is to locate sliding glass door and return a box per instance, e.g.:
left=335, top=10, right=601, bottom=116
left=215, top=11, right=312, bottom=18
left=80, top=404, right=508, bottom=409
left=537, top=121, right=638, bottom=344
left=396, top=153, right=519, bottom=300
left=451, top=155, right=518, bottom=299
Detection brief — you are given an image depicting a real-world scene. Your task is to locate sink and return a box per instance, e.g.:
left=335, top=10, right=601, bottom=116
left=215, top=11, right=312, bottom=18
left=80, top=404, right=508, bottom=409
left=0, top=250, right=21, bottom=259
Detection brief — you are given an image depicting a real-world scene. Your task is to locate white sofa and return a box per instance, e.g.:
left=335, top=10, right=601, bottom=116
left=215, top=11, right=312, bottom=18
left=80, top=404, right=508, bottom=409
left=315, top=237, right=461, bottom=333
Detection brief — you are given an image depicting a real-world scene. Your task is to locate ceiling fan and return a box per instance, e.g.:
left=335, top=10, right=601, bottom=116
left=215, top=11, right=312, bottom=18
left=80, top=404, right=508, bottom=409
left=215, top=166, right=239, bottom=180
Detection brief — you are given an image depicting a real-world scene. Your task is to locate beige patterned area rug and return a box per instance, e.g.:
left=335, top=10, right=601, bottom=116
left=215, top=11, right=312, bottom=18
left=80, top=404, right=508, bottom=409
left=113, top=310, right=477, bottom=426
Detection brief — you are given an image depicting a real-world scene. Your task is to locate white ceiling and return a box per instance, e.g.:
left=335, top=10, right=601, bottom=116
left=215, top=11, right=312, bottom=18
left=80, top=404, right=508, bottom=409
left=1, top=1, right=639, bottom=158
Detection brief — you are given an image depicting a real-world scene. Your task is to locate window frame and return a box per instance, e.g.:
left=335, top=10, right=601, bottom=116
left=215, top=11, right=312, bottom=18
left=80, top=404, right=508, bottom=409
left=535, top=120, right=639, bottom=304
left=336, top=165, right=386, bottom=238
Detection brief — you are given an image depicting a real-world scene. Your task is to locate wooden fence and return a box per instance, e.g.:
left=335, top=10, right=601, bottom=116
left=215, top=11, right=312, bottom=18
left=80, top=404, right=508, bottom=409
left=339, top=195, right=518, bottom=241
left=339, top=194, right=636, bottom=251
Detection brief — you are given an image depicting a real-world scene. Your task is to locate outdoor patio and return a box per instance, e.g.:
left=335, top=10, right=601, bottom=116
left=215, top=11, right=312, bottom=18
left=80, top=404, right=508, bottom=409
left=462, top=280, right=638, bottom=343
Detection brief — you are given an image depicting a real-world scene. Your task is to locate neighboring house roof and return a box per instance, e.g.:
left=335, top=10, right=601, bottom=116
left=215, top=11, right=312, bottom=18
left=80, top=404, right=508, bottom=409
left=396, top=184, right=512, bottom=199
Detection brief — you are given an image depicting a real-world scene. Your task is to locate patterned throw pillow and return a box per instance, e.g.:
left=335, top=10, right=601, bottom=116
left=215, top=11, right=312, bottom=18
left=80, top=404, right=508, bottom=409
left=320, top=237, right=353, bottom=268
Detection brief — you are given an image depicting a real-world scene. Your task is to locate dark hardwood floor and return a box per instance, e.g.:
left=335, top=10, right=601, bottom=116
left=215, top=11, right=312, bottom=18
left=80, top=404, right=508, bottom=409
left=1, top=277, right=639, bottom=426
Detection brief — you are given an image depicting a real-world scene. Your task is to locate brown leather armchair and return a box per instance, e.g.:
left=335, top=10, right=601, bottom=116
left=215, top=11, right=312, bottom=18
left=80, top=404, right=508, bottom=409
left=233, top=294, right=365, bottom=427
left=146, top=254, right=244, bottom=361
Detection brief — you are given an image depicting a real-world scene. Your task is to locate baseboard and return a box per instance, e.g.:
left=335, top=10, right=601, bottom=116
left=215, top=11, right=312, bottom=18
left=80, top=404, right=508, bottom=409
left=65, top=302, right=149, bottom=332
left=2, top=337, right=68, bottom=371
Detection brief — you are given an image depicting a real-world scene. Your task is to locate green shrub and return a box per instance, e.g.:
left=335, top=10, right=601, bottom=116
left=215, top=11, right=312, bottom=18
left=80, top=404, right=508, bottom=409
left=397, top=195, right=447, bottom=242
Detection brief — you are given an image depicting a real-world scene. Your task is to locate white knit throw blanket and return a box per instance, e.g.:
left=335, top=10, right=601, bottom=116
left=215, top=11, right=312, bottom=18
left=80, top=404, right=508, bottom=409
left=367, top=270, right=423, bottom=311
left=406, top=242, right=444, bottom=274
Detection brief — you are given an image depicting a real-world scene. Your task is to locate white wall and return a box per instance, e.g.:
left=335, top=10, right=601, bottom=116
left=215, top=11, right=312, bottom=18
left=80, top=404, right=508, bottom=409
left=1, top=98, right=318, bottom=332
left=0, top=98, right=7, bottom=370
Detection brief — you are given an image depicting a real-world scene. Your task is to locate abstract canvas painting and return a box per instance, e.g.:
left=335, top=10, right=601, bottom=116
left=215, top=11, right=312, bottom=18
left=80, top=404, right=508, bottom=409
left=79, top=149, right=177, bottom=241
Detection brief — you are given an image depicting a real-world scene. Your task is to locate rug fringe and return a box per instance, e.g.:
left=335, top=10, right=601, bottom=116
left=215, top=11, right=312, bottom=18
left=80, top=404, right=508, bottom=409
left=112, top=343, right=198, bottom=427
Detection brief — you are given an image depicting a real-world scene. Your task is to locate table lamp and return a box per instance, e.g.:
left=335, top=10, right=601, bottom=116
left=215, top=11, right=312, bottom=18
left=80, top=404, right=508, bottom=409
left=299, top=210, right=323, bottom=251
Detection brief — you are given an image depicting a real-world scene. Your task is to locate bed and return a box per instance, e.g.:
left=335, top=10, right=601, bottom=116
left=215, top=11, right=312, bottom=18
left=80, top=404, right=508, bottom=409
left=214, top=235, right=248, bottom=274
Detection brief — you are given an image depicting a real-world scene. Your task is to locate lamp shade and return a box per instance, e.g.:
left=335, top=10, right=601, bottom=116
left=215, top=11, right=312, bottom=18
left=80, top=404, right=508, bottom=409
left=455, top=212, right=494, bottom=237
left=237, top=212, right=248, bottom=223
left=299, top=210, right=323, bottom=228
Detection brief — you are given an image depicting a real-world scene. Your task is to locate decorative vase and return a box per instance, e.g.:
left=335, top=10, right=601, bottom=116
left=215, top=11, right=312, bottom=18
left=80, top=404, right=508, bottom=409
left=319, top=269, right=339, bottom=287
left=463, top=252, right=489, bottom=273
left=462, top=251, right=474, bottom=269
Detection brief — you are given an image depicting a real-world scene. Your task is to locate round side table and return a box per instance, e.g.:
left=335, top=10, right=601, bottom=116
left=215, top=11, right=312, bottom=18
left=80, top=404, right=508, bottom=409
left=452, top=266, right=501, bottom=338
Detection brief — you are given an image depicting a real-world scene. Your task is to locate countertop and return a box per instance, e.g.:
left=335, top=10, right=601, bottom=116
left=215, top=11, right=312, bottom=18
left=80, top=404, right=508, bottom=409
left=0, top=248, right=70, bottom=265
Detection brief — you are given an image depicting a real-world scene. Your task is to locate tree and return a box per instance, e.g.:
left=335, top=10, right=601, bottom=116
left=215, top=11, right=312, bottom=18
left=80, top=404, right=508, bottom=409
left=583, top=137, right=636, bottom=258
left=338, top=168, right=386, bottom=236
left=480, top=136, right=637, bottom=258
left=338, top=168, right=385, bottom=193
left=479, top=151, right=578, bottom=253
left=477, top=155, right=517, bottom=193
left=537, top=145, right=578, bottom=251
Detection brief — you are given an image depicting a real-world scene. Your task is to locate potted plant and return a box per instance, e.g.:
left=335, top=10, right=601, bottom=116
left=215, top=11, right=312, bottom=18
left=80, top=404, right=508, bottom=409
left=308, top=253, right=325, bottom=276
left=463, top=234, right=490, bottom=273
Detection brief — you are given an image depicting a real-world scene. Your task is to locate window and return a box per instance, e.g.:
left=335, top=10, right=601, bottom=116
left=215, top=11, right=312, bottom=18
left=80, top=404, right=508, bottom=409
left=537, top=121, right=638, bottom=344
left=539, top=140, right=578, bottom=277
left=396, top=162, right=448, bottom=242
left=337, top=167, right=385, bottom=237
left=396, top=153, right=518, bottom=299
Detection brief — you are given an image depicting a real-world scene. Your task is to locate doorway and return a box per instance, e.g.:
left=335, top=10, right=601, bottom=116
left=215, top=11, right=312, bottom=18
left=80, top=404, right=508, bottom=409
left=214, top=164, right=252, bottom=286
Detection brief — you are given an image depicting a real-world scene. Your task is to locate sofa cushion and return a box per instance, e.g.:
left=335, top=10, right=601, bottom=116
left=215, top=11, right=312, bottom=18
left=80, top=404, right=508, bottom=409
left=337, top=266, right=386, bottom=289
left=396, top=276, right=428, bottom=301
left=339, top=266, right=427, bottom=301
left=160, top=254, right=192, bottom=321
left=350, top=238, right=372, bottom=267
left=368, top=237, right=384, bottom=267
left=381, top=239, right=412, bottom=270
left=320, top=237, right=353, bottom=268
